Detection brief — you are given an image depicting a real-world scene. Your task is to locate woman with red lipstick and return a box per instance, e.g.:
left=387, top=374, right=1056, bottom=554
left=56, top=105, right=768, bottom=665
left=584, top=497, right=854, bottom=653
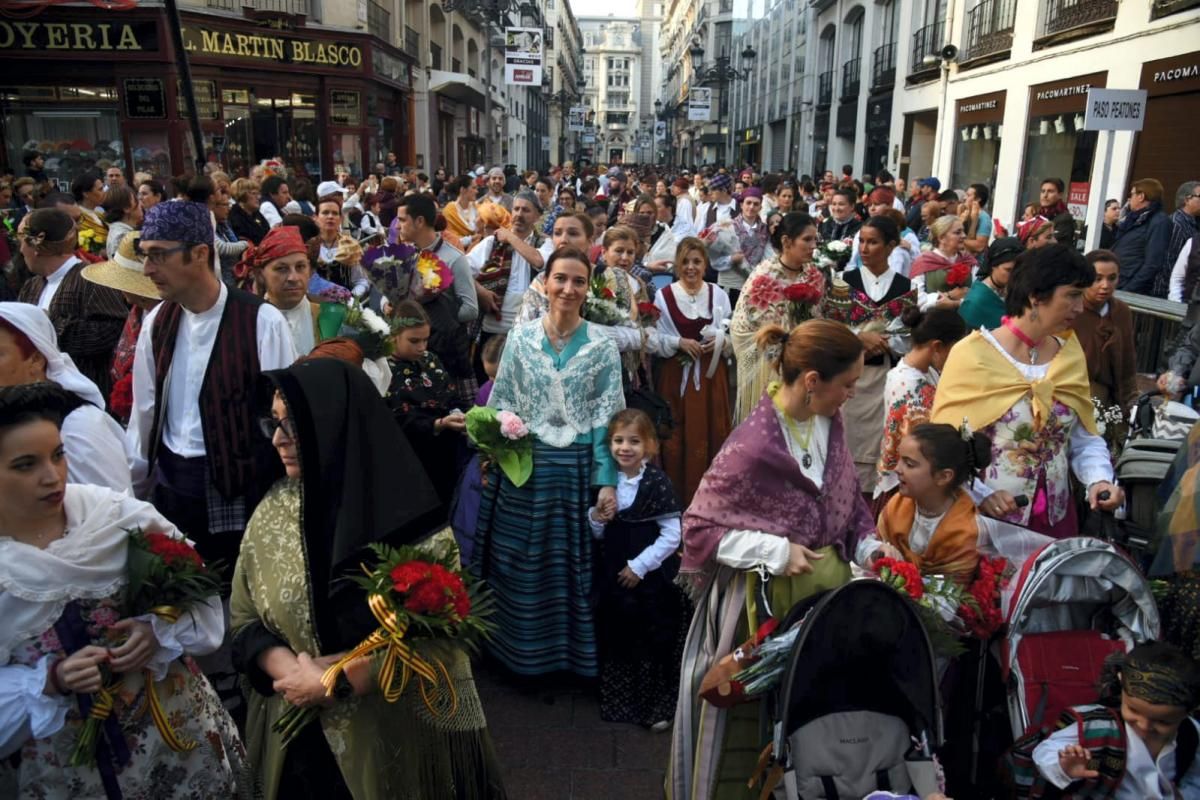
left=931, top=244, right=1122, bottom=538
left=0, top=383, right=247, bottom=797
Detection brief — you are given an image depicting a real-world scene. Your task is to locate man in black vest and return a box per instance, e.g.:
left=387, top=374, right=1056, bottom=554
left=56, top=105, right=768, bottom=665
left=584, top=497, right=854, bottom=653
left=126, top=201, right=297, bottom=571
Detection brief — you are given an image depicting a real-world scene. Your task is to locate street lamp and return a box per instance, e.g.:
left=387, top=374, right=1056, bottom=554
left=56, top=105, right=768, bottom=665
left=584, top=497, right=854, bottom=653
left=441, top=0, right=543, bottom=166
left=688, top=40, right=756, bottom=165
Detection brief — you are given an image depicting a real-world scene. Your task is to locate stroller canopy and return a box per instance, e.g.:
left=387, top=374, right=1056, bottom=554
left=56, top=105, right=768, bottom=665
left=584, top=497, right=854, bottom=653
left=777, top=579, right=942, bottom=748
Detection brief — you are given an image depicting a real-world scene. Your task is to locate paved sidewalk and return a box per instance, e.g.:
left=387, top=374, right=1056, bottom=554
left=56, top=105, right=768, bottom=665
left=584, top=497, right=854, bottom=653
left=475, top=667, right=672, bottom=799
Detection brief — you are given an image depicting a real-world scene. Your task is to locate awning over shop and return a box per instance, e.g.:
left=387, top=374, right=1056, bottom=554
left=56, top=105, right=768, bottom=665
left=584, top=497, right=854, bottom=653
left=429, top=70, right=487, bottom=111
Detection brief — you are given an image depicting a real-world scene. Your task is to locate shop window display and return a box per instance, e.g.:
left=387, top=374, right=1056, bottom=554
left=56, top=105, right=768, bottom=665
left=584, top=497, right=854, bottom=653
left=951, top=124, right=1001, bottom=195
left=128, top=130, right=171, bottom=179
left=4, top=86, right=121, bottom=190
left=1018, top=114, right=1097, bottom=211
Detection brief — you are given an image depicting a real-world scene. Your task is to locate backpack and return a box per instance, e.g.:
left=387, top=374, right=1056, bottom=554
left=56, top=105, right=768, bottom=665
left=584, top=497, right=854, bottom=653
left=1006, top=705, right=1198, bottom=799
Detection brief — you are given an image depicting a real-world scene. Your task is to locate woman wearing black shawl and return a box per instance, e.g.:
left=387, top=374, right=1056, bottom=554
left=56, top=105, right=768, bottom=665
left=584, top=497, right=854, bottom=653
left=229, top=358, right=505, bottom=800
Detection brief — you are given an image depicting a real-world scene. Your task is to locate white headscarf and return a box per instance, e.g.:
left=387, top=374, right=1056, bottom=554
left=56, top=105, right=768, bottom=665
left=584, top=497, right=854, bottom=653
left=0, top=302, right=106, bottom=409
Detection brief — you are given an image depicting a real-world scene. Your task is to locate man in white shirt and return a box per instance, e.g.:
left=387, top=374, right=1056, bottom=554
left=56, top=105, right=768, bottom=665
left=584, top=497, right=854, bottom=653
left=128, top=200, right=296, bottom=573
left=16, top=208, right=127, bottom=396
left=467, top=190, right=554, bottom=373
left=695, top=173, right=738, bottom=231
left=258, top=175, right=292, bottom=228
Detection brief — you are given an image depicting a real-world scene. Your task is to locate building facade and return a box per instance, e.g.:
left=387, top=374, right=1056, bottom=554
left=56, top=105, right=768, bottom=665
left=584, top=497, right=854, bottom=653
left=579, top=15, right=651, bottom=164
left=545, top=0, right=585, bottom=167
left=657, top=0, right=735, bottom=166
left=890, top=0, right=1200, bottom=245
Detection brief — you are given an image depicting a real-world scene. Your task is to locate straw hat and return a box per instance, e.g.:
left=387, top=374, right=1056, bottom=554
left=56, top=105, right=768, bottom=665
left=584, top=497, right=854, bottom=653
left=81, top=231, right=160, bottom=300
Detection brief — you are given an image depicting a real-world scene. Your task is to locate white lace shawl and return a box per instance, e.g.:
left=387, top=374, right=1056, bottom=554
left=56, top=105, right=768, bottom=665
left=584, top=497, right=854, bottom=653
left=0, top=485, right=185, bottom=663
left=488, top=319, right=625, bottom=448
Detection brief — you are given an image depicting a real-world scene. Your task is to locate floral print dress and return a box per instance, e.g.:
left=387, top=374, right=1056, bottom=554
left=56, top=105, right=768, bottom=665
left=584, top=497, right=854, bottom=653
left=7, top=595, right=249, bottom=800
left=386, top=349, right=462, bottom=506
left=875, top=361, right=940, bottom=497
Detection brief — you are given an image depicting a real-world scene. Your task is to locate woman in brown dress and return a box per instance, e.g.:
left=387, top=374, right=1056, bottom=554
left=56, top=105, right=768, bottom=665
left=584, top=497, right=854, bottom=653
left=653, top=236, right=733, bottom=505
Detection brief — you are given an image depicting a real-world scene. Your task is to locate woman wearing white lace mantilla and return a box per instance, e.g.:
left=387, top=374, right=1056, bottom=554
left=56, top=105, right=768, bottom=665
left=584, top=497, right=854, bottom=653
left=472, top=247, right=625, bottom=678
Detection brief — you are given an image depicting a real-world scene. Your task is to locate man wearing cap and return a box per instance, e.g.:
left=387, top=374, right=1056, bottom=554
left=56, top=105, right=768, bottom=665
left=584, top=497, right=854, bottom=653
left=16, top=208, right=128, bottom=396
left=605, top=169, right=635, bottom=227
left=479, top=167, right=513, bottom=212
left=695, top=173, right=738, bottom=231
left=468, top=190, right=553, bottom=374
left=906, top=177, right=941, bottom=232
left=128, top=200, right=296, bottom=573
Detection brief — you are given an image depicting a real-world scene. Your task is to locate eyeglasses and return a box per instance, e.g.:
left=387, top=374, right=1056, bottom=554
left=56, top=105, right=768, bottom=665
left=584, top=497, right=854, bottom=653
left=136, top=243, right=190, bottom=264
left=258, top=415, right=297, bottom=441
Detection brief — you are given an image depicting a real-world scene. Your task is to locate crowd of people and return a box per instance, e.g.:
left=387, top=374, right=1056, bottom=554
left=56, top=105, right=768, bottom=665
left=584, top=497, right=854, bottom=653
left=1, top=153, right=1199, bottom=800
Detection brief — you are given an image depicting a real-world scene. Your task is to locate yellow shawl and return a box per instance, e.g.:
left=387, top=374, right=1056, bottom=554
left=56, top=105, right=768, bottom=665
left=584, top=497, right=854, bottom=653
left=931, top=330, right=1097, bottom=436
left=441, top=200, right=478, bottom=239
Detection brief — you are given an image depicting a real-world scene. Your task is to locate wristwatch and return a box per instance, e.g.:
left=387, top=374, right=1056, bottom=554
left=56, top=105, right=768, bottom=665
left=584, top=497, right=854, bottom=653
left=333, top=671, right=354, bottom=701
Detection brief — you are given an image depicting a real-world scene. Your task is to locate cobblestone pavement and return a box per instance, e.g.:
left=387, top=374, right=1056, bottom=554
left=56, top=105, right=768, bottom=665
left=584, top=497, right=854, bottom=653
left=475, top=667, right=671, bottom=799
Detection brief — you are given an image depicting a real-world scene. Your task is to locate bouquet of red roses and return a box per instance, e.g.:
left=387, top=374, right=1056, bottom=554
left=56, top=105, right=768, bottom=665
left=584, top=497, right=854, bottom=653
left=957, top=556, right=1010, bottom=640
left=945, top=262, right=972, bottom=290
left=70, top=529, right=222, bottom=767
left=274, top=540, right=493, bottom=746
left=783, top=281, right=823, bottom=326
left=636, top=301, right=661, bottom=328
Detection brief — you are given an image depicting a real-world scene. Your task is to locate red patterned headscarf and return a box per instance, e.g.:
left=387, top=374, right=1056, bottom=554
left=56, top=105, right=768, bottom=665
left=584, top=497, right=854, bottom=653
left=234, top=225, right=307, bottom=282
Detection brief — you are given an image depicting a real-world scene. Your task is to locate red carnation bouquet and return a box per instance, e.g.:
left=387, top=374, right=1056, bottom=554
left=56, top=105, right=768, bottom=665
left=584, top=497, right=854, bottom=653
left=872, top=557, right=964, bottom=658
left=274, top=541, right=493, bottom=746
left=70, top=528, right=222, bottom=766
left=783, top=281, right=823, bottom=326
left=945, top=262, right=972, bottom=290
left=957, top=556, right=1010, bottom=640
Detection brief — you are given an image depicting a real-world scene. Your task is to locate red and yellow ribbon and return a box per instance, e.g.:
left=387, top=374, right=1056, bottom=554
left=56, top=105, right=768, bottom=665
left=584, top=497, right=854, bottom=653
left=319, top=593, right=457, bottom=715
left=134, top=606, right=197, bottom=753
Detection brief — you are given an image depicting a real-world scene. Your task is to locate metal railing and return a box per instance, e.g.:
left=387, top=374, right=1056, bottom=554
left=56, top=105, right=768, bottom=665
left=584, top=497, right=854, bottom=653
left=246, top=0, right=308, bottom=14
left=910, top=19, right=944, bottom=76
left=871, top=42, right=896, bottom=89
left=205, top=0, right=236, bottom=9
left=840, top=57, right=860, bottom=100
left=430, top=42, right=442, bottom=70
left=1119, top=291, right=1186, bottom=374
left=367, top=0, right=390, bottom=41
left=404, top=25, right=420, bottom=59
left=817, top=69, right=833, bottom=106
left=1043, top=0, right=1117, bottom=36
left=964, top=0, right=1015, bottom=61
left=1152, top=0, right=1200, bottom=17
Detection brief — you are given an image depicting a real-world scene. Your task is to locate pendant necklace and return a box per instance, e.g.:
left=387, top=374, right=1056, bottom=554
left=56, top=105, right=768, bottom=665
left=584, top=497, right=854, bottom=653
left=1001, top=316, right=1045, bottom=365
left=783, top=413, right=817, bottom=469
left=546, top=317, right=580, bottom=351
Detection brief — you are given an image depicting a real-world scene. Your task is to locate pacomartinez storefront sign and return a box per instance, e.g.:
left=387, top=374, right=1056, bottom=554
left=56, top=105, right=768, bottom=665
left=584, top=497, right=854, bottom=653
left=181, top=25, right=363, bottom=69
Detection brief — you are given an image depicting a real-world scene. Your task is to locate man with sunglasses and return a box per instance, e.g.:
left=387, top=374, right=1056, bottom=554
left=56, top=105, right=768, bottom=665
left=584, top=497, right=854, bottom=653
left=16, top=208, right=126, bottom=395
left=127, top=200, right=296, bottom=577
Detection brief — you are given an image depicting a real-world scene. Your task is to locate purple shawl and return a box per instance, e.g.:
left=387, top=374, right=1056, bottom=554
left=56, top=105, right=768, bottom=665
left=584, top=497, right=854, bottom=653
left=681, top=392, right=874, bottom=579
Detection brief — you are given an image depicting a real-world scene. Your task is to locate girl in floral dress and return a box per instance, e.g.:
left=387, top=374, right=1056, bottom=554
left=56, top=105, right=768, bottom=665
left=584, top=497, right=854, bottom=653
left=931, top=244, right=1123, bottom=537
left=874, top=307, right=966, bottom=508
left=822, top=216, right=918, bottom=494
left=0, top=383, right=248, bottom=799
left=729, top=212, right=826, bottom=423
left=385, top=300, right=465, bottom=508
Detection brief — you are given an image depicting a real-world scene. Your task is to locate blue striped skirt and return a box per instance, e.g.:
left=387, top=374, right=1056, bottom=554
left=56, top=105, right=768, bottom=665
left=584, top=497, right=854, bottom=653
left=472, top=440, right=598, bottom=677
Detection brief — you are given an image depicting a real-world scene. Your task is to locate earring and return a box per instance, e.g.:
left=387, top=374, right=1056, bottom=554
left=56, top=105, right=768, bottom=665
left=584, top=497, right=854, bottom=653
left=1030, top=305, right=1039, bottom=323
left=803, top=389, right=812, bottom=407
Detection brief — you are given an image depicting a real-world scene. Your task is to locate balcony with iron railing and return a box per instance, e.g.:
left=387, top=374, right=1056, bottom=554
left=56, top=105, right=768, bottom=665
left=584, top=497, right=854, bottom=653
left=871, top=42, right=896, bottom=90
left=244, top=0, right=308, bottom=14
left=404, top=26, right=419, bottom=59
left=840, top=57, right=860, bottom=100
left=909, top=19, right=944, bottom=81
left=817, top=69, right=833, bottom=106
left=1152, top=0, right=1200, bottom=18
left=205, top=0, right=236, bottom=9
left=1037, top=0, right=1117, bottom=44
left=367, top=0, right=390, bottom=41
left=963, top=0, right=1015, bottom=63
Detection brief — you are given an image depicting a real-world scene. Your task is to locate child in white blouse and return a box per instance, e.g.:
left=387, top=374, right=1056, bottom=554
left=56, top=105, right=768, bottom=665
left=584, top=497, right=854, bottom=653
left=589, top=409, right=689, bottom=730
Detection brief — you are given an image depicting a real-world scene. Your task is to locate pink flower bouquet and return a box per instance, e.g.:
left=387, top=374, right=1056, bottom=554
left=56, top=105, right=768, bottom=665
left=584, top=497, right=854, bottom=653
left=465, top=407, right=533, bottom=486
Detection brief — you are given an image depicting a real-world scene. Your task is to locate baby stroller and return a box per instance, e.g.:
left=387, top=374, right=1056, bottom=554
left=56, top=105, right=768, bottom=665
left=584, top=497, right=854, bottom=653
left=768, top=580, right=944, bottom=799
left=1001, top=536, right=1160, bottom=741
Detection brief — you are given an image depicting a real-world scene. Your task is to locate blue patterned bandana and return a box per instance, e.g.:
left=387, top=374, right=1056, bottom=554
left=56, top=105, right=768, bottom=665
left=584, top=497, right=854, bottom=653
left=142, top=200, right=213, bottom=244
